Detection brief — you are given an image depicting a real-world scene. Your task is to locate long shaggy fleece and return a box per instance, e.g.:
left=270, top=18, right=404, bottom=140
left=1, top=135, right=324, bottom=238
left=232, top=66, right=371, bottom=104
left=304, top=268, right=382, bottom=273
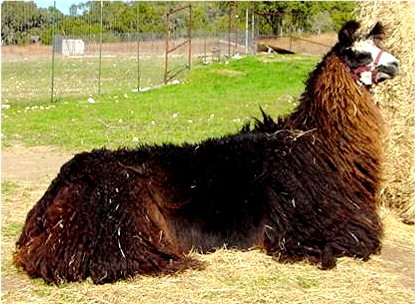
left=14, top=123, right=382, bottom=284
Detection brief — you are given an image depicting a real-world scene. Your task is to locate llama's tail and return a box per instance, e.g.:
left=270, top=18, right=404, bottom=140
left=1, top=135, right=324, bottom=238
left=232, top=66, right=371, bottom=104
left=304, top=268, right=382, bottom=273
left=13, top=150, right=202, bottom=284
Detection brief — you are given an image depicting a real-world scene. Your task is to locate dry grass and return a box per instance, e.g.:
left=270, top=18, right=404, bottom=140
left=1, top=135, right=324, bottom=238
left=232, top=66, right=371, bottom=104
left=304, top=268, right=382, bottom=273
left=356, top=2, right=415, bottom=223
left=2, top=178, right=414, bottom=304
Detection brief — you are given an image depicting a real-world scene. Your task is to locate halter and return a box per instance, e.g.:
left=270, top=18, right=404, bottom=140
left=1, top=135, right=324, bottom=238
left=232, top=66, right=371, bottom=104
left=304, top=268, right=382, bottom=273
left=346, top=49, right=384, bottom=87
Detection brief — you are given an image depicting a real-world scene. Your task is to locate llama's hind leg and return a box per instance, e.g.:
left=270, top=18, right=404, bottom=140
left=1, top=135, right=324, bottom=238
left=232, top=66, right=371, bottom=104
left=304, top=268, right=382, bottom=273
left=14, top=183, right=95, bottom=283
left=14, top=176, right=201, bottom=284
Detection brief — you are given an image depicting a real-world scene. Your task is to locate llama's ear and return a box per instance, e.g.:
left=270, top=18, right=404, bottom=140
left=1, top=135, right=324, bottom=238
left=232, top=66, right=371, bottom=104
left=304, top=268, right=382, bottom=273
left=366, top=22, right=385, bottom=41
left=338, top=20, right=360, bottom=47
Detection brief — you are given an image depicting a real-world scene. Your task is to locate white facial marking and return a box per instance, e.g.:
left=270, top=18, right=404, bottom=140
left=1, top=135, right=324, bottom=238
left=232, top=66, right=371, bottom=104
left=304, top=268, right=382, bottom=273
left=359, top=71, right=373, bottom=86
left=351, top=39, right=399, bottom=85
left=352, top=39, right=398, bottom=67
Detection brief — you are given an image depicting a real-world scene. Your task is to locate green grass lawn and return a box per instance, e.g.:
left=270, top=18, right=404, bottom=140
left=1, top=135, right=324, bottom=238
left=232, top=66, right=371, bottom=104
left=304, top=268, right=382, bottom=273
left=1, top=55, right=167, bottom=103
left=1, top=54, right=318, bottom=151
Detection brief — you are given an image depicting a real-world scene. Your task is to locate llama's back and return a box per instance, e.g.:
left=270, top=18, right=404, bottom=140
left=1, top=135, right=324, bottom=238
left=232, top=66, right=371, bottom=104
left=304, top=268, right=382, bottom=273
left=14, top=133, right=271, bottom=284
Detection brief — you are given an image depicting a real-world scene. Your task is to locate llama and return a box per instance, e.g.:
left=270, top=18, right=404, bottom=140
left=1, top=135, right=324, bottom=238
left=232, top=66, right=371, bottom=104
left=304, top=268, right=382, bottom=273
left=14, top=21, right=399, bottom=284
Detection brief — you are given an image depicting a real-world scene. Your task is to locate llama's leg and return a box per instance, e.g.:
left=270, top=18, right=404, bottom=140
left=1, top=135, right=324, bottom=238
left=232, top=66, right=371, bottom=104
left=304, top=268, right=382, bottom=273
left=320, top=244, right=336, bottom=269
left=263, top=232, right=321, bottom=265
left=263, top=183, right=383, bottom=269
left=262, top=188, right=328, bottom=266
left=328, top=217, right=383, bottom=262
left=263, top=223, right=382, bottom=270
left=14, top=182, right=95, bottom=283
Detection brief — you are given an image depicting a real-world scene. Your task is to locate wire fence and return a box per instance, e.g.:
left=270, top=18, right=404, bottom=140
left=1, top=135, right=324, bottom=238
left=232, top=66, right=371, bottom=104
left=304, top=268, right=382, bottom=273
left=1, top=1, right=334, bottom=103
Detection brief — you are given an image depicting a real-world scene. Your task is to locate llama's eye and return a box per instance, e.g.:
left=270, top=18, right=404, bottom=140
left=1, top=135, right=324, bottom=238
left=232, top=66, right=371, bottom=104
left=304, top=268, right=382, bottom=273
left=355, top=51, right=371, bottom=62
left=344, top=49, right=372, bottom=67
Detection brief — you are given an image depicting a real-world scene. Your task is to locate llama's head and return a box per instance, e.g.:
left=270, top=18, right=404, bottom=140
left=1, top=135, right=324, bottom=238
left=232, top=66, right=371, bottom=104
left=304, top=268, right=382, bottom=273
left=336, top=20, right=399, bottom=87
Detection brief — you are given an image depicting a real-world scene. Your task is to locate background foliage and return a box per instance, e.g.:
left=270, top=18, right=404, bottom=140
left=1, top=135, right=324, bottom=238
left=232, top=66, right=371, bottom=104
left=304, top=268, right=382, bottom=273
left=1, top=1, right=356, bottom=45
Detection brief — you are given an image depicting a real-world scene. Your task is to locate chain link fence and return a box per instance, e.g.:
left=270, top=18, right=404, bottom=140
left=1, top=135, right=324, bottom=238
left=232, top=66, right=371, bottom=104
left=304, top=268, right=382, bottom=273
left=1, top=1, right=334, bottom=103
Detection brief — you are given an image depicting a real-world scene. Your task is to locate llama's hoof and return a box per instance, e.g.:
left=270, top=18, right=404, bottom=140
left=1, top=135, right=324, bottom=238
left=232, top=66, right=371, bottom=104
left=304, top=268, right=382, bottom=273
left=319, top=245, right=336, bottom=270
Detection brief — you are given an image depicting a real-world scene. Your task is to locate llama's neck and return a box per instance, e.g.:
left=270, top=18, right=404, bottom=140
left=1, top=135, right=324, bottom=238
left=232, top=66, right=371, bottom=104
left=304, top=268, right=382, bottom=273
left=286, top=52, right=384, bottom=143
left=282, top=52, right=385, bottom=200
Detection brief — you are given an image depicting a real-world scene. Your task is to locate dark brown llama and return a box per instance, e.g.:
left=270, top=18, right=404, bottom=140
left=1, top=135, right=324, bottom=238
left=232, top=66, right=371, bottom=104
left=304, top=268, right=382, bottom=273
left=14, top=21, right=400, bottom=284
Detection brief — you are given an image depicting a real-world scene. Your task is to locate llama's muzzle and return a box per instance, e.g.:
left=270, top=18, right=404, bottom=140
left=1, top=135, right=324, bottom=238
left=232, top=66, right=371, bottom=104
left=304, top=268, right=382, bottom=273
left=376, top=61, right=399, bottom=83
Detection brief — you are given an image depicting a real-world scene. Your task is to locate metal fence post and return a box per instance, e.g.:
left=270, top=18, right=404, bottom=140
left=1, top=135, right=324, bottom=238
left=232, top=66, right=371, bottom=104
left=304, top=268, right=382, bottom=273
left=204, top=1, right=207, bottom=63
left=136, top=2, right=141, bottom=92
left=164, top=5, right=192, bottom=85
left=51, top=0, right=56, bottom=102
left=98, top=1, right=103, bottom=95
left=164, top=9, right=169, bottom=85
left=188, top=5, right=192, bottom=69
left=245, top=8, right=249, bottom=54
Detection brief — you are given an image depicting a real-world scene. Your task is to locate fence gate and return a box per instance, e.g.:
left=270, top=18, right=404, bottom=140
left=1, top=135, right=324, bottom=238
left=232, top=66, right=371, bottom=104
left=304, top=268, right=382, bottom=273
left=164, top=5, right=192, bottom=84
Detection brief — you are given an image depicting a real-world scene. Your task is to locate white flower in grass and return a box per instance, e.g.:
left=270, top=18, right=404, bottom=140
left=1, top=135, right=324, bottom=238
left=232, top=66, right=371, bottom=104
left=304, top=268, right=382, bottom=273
left=132, top=137, right=139, bottom=142
left=172, top=113, right=178, bottom=119
left=87, top=97, right=96, bottom=104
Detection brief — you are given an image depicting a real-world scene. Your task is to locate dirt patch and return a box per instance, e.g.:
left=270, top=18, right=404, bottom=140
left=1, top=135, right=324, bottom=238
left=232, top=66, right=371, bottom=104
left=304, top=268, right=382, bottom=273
left=1, top=34, right=337, bottom=63
left=381, top=243, right=414, bottom=290
left=379, top=210, right=415, bottom=291
left=258, top=33, right=337, bottom=56
left=1, top=142, right=72, bottom=182
left=1, top=44, right=52, bottom=61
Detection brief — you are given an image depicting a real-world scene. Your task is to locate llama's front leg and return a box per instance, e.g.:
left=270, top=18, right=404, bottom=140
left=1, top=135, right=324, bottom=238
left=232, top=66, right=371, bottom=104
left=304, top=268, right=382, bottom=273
left=262, top=225, right=340, bottom=269
left=319, top=244, right=336, bottom=269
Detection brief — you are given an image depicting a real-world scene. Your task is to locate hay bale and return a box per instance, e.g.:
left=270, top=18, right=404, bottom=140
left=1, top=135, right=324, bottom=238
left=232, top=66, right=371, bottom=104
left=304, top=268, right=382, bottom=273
left=356, top=2, right=415, bottom=223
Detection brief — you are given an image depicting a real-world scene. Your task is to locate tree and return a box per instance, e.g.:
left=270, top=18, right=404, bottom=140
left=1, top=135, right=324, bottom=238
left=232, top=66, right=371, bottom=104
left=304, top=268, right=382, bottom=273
left=69, top=4, right=78, bottom=17
left=1, top=1, right=51, bottom=45
left=253, top=1, right=356, bottom=36
left=1, top=1, right=357, bottom=46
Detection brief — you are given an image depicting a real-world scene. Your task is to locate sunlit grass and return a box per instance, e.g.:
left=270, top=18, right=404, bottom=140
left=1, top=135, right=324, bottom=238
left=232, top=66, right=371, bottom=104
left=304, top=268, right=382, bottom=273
left=1, top=55, right=318, bottom=151
left=2, top=55, right=169, bottom=103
